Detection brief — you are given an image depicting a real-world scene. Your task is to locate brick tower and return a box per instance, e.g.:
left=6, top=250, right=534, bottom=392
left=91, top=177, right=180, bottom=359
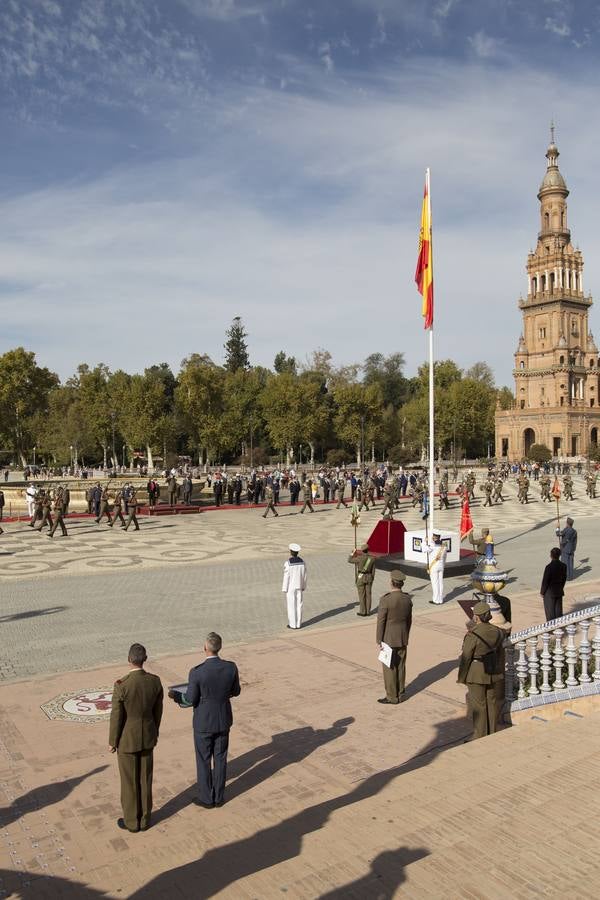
left=495, top=130, right=600, bottom=460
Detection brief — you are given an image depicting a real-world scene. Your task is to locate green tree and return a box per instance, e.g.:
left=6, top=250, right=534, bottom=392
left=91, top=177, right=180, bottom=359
left=528, top=443, right=552, bottom=463
left=332, top=382, right=384, bottom=464
left=260, top=372, right=328, bottom=464
left=363, top=352, right=407, bottom=408
left=465, top=361, right=495, bottom=388
left=0, top=348, right=59, bottom=464
left=274, top=351, right=297, bottom=375
left=224, top=317, right=250, bottom=372
left=496, top=386, right=514, bottom=410
left=176, top=355, right=226, bottom=462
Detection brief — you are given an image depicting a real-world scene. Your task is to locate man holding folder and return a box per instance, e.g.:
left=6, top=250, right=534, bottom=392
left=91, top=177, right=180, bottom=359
left=375, top=571, right=413, bottom=705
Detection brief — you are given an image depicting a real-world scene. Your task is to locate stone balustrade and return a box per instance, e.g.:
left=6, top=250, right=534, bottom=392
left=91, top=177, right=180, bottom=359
left=505, top=601, right=600, bottom=710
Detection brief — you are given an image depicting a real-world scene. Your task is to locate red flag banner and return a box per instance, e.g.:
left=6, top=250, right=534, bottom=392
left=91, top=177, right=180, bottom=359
left=415, top=176, right=433, bottom=329
left=460, top=493, right=474, bottom=542
left=551, top=477, right=561, bottom=499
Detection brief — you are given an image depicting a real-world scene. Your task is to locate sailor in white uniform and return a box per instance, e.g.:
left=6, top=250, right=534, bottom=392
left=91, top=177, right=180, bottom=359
left=282, top=542, right=307, bottom=629
left=26, top=483, right=37, bottom=518
left=424, top=532, right=447, bottom=605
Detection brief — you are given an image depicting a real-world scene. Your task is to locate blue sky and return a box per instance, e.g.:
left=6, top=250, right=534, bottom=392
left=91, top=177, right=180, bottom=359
left=1, top=0, right=600, bottom=385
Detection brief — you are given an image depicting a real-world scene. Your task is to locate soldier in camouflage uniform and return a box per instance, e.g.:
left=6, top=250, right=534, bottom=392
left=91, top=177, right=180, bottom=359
left=517, top=474, right=529, bottom=504
left=492, top=477, right=504, bottom=503
left=108, top=490, right=126, bottom=528
left=300, top=480, right=314, bottom=514
left=96, top=486, right=113, bottom=525
left=35, top=492, right=54, bottom=531
left=335, top=476, right=348, bottom=509
left=262, top=483, right=279, bottom=518
left=539, top=474, right=551, bottom=502
left=48, top=487, right=68, bottom=538
left=563, top=474, right=574, bottom=501
left=380, top=479, right=396, bottom=518
left=481, top=478, right=493, bottom=507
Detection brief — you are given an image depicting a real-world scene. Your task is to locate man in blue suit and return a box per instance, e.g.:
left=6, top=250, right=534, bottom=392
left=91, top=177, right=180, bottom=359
left=169, top=633, right=241, bottom=808
left=556, top=517, right=577, bottom=580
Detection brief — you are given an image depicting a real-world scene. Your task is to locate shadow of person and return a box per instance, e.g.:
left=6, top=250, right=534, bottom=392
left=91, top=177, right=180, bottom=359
left=226, top=717, right=355, bottom=801
left=302, top=604, right=356, bottom=628
left=153, top=718, right=355, bottom=826
left=0, top=765, right=109, bottom=828
left=131, top=715, right=466, bottom=899
left=0, top=870, right=109, bottom=898
left=318, top=846, right=430, bottom=899
left=404, top=658, right=458, bottom=699
left=0, top=605, right=68, bottom=623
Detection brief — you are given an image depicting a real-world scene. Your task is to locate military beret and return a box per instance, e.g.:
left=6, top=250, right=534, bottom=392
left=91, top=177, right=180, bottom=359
left=390, top=569, right=405, bottom=583
left=473, top=601, right=491, bottom=617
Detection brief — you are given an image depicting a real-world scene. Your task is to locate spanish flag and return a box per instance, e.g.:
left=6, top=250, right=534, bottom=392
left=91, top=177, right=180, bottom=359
left=415, top=174, right=433, bottom=329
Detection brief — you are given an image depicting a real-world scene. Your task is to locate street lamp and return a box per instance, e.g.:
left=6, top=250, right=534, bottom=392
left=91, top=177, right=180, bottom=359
left=33, top=445, right=36, bottom=467
left=122, top=444, right=126, bottom=468
left=69, top=445, right=73, bottom=470
left=111, top=411, right=116, bottom=469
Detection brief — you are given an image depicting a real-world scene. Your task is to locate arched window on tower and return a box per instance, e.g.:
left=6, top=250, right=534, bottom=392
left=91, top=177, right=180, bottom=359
left=520, top=361, right=525, bottom=369
left=559, top=355, right=565, bottom=364
left=544, top=212, right=550, bottom=230
left=550, top=272, right=555, bottom=294
left=561, top=212, right=565, bottom=228
left=541, top=274, right=546, bottom=292
left=532, top=277, right=537, bottom=296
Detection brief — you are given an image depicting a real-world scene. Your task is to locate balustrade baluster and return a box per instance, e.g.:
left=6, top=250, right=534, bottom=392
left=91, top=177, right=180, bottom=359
left=527, top=636, right=540, bottom=695
left=592, top=616, right=600, bottom=682
left=565, top=624, right=578, bottom=686
left=515, top=640, right=528, bottom=700
left=552, top=628, right=565, bottom=690
left=579, top=620, right=592, bottom=683
left=540, top=632, right=552, bottom=692
left=504, top=644, right=515, bottom=702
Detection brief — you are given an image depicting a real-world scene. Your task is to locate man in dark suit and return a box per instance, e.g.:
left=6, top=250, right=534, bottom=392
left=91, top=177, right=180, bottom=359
left=375, top=570, right=413, bottom=704
left=169, top=632, right=240, bottom=807
left=556, top=516, right=577, bottom=580
left=109, top=643, right=163, bottom=832
left=540, top=547, right=567, bottom=621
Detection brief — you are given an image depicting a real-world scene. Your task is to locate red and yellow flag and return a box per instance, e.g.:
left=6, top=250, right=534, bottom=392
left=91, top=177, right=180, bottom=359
left=460, top=492, right=474, bottom=541
left=551, top=476, right=561, bottom=499
left=415, top=176, right=433, bottom=329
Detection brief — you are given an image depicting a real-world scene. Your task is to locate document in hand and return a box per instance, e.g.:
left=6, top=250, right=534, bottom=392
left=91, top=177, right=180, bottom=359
left=378, top=642, right=393, bottom=668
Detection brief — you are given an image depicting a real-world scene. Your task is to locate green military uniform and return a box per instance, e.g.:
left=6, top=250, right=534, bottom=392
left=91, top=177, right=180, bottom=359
left=482, top=479, right=493, bottom=507
left=262, top=484, right=279, bottom=518
left=349, top=544, right=375, bottom=615
left=376, top=572, right=413, bottom=704
left=539, top=474, right=550, bottom=502
left=466, top=473, right=476, bottom=500
left=49, top=490, right=68, bottom=538
left=380, top=482, right=395, bottom=518
left=589, top=472, right=597, bottom=499
left=457, top=607, right=505, bottom=739
left=109, top=668, right=163, bottom=831
left=29, top=495, right=43, bottom=527
left=125, top=491, right=140, bottom=531
left=563, top=475, right=574, bottom=500
left=96, top=487, right=113, bottom=524
left=335, top=477, right=348, bottom=509
left=300, top=481, right=314, bottom=514
left=492, top=477, right=504, bottom=503
left=35, top=494, right=53, bottom=531
left=109, top=491, right=126, bottom=527
left=517, top=474, right=529, bottom=503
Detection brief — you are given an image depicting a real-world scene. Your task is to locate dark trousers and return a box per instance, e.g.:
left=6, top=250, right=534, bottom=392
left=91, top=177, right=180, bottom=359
left=110, top=509, right=126, bottom=527
left=118, top=748, right=154, bottom=830
left=544, top=591, right=563, bottom=622
left=382, top=647, right=407, bottom=702
left=467, top=682, right=499, bottom=739
left=561, top=552, right=574, bottom=580
left=357, top=580, right=373, bottom=615
left=194, top=730, right=229, bottom=805
left=49, top=512, right=67, bottom=536
left=125, top=510, right=139, bottom=531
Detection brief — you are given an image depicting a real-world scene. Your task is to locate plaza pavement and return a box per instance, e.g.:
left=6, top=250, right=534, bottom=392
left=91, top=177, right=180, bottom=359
left=1, top=475, right=600, bottom=896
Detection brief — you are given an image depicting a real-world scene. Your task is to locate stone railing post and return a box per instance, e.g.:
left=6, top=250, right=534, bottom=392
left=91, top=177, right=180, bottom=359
left=593, top=616, right=600, bottom=682
left=565, top=624, right=578, bottom=687
left=515, top=640, right=528, bottom=700
left=540, top=632, right=552, bottom=692
left=504, top=643, right=515, bottom=702
left=552, top=628, right=565, bottom=690
left=527, top=636, right=540, bottom=695
left=579, top=620, right=592, bottom=683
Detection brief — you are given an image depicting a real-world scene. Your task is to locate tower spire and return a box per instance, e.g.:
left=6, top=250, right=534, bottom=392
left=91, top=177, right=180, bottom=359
left=550, top=119, right=555, bottom=145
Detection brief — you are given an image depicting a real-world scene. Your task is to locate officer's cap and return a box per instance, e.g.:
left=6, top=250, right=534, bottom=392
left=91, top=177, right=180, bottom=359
left=289, top=542, right=301, bottom=553
left=432, top=532, right=441, bottom=539
left=473, top=601, right=491, bottom=617
left=390, top=569, right=405, bottom=583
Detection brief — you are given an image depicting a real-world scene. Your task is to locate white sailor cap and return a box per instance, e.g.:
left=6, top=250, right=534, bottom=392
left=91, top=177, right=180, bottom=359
left=289, top=543, right=301, bottom=553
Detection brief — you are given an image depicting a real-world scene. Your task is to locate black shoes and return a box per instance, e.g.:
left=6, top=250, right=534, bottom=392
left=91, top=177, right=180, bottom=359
left=377, top=698, right=399, bottom=705
left=117, top=818, right=139, bottom=833
left=195, top=800, right=215, bottom=809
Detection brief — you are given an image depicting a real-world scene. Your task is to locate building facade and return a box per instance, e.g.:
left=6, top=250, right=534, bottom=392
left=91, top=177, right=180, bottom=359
left=495, top=133, right=600, bottom=460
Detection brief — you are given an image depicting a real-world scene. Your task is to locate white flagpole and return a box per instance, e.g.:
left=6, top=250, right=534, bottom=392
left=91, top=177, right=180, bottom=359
left=427, top=168, right=435, bottom=537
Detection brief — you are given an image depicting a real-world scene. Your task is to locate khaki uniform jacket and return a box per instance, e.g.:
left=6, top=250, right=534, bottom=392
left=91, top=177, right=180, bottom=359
left=376, top=589, right=413, bottom=648
left=457, top=623, right=505, bottom=686
left=109, top=670, right=163, bottom=752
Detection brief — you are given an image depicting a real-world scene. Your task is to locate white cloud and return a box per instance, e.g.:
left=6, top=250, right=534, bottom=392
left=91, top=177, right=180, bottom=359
left=544, top=17, right=571, bottom=37
left=468, top=30, right=501, bottom=59
left=1, top=56, right=600, bottom=390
